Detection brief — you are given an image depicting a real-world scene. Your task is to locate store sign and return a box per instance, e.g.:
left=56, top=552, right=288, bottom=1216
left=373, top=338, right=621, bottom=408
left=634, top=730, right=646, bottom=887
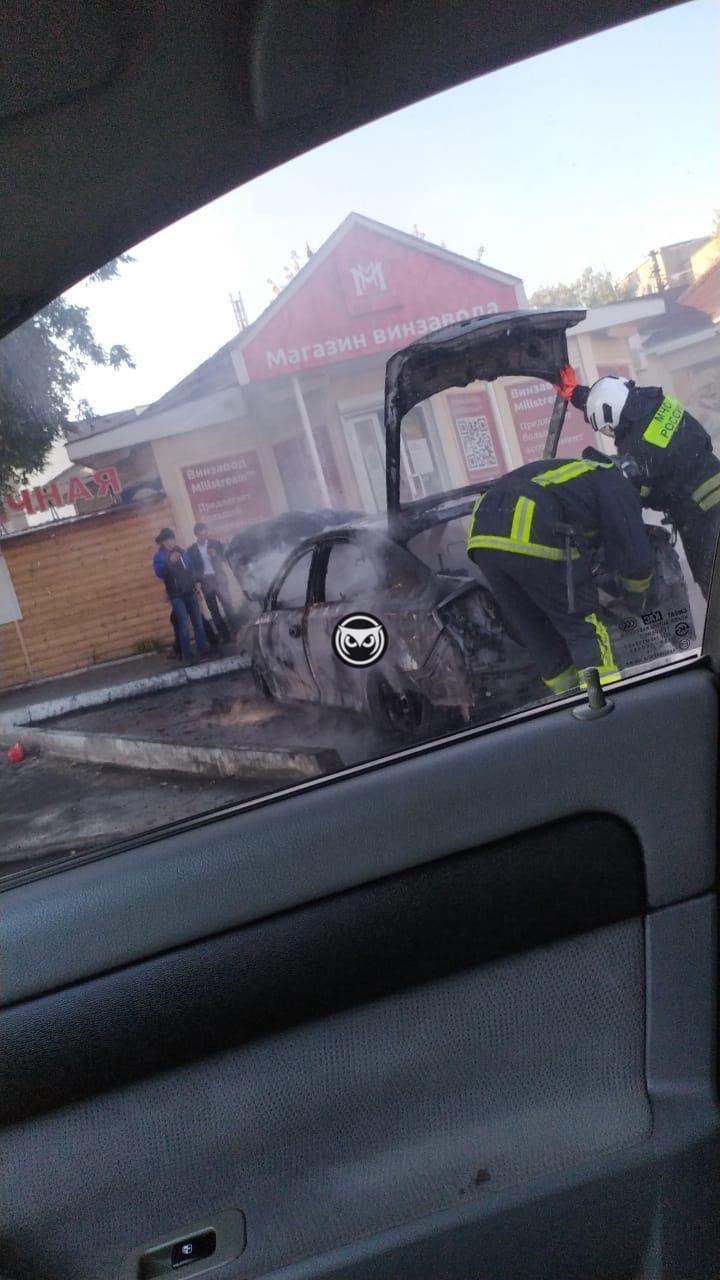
left=448, top=391, right=506, bottom=482
left=241, top=222, right=520, bottom=380
left=1, top=467, right=122, bottom=518
left=507, top=378, right=595, bottom=464
left=182, top=451, right=271, bottom=539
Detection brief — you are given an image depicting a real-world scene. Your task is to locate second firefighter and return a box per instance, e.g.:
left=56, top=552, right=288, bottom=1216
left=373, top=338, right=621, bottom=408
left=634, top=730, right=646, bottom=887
left=466, top=457, right=655, bottom=695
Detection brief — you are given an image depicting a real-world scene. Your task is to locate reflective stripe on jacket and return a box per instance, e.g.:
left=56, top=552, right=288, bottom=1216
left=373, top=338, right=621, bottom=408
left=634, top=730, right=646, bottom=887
left=467, top=457, right=655, bottom=589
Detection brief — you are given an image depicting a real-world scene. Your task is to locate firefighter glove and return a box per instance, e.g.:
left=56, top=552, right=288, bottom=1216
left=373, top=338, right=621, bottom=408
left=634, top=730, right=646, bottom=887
left=554, top=364, right=578, bottom=401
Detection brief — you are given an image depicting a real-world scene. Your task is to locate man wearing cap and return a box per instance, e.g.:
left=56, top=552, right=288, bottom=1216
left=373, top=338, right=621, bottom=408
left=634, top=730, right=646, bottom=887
left=152, top=528, right=209, bottom=664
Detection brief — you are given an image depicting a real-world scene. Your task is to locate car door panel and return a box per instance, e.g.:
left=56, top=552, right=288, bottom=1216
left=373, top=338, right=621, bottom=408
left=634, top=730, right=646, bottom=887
left=263, top=606, right=317, bottom=702
left=1, top=812, right=646, bottom=1123
left=305, top=538, right=384, bottom=711
left=305, top=601, right=361, bottom=709
left=257, top=549, right=318, bottom=703
left=1, top=665, right=719, bottom=1279
left=3, top=920, right=654, bottom=1280
left=2, top=907, right=718, bottom=1280
left=304, top=600, right=435, bottom=713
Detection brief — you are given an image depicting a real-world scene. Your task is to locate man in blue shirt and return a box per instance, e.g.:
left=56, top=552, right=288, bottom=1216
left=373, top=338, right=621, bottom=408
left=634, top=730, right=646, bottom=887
left=153, top=527, right=210, bottom=664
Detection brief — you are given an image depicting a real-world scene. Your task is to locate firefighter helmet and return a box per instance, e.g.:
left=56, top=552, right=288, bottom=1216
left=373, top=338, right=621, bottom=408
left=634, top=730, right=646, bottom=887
left=586, top=376, right=633, bottom=437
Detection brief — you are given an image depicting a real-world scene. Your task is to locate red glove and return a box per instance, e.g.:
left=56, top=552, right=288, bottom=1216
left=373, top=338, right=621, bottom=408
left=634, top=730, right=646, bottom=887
left=554, top=364, right=578, bottom=402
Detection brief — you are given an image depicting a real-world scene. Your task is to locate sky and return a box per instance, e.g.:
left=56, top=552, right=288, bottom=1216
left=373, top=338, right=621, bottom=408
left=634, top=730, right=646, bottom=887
left=53, top=0, right=719, bottom=448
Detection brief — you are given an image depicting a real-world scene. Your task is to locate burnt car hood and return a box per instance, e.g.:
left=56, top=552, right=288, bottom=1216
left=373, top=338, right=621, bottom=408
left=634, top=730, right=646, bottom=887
left=384, top=307, right=586, bottom=517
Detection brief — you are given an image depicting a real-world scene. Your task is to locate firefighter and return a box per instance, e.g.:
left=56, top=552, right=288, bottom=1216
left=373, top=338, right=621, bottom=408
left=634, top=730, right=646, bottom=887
left=556, top=366, right=720, bottom=597
left=466, top=457, right=655, bottom=696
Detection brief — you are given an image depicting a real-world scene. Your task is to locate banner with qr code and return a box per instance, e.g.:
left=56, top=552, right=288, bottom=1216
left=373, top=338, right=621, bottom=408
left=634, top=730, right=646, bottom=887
left=447, top=391, right=506, bottom=482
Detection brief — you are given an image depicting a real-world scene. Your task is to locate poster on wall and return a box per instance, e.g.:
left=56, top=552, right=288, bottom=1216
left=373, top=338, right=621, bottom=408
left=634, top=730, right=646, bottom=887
left=447, top=390, right=506, bottom=483
left=182, top=451, right=272, bottom=540
left=507, top=376, right=596, bottom=464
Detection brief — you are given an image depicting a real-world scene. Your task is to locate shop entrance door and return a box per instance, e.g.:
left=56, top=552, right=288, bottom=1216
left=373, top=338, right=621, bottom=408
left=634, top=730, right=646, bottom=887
left=342, top=409, right=433, bottom=513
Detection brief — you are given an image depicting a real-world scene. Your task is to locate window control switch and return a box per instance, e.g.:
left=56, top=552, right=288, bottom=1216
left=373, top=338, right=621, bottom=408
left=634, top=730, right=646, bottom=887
left=134, top=1209, right=244, bottom=1278
left=171, top=1231, right=216, bottom=1269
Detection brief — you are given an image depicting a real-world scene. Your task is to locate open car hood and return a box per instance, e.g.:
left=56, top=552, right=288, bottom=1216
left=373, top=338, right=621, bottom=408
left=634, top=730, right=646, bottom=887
left=384, top=308, right=586, bottom=517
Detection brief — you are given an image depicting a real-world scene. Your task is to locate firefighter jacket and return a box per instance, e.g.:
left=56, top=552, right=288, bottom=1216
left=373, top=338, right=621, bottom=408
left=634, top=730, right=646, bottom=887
left=573, top=385, right=720, bottom=523
left=467, top=457, right=655, bottom=595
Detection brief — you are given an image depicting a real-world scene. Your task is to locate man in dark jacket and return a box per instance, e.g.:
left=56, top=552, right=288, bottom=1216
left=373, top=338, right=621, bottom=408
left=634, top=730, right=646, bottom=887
left=187, top=522, right=236, bottom=641
left=556, top=366, right=720, bottom=597
left=467, top=457, right=655, bottom=695
left=152, top=527, right=209, bottom=664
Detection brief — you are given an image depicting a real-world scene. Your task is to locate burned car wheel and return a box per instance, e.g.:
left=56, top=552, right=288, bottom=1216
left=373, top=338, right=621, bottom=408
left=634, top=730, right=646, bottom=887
left=370, top=678, right=427, bottom=741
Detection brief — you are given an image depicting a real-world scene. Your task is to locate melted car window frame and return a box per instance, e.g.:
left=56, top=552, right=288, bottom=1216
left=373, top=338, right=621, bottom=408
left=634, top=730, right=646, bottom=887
left=270, top=547, right=315, bottom=610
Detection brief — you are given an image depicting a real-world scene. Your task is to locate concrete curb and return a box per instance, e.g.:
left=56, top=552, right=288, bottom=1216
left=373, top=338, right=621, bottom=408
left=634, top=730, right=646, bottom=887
left=0, top=651, right=342, bottom=786
left=0, top=653, right=251, bottom=730
left=0, top=724, right=340, bottom=783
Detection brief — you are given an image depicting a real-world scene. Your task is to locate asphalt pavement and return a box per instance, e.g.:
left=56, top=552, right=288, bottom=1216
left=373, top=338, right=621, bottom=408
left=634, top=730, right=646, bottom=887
left=47, top=671, right=385, bottom=762
left=0, top=751, right=264, bottom=884
left=0, top=671, right=388, bottom=885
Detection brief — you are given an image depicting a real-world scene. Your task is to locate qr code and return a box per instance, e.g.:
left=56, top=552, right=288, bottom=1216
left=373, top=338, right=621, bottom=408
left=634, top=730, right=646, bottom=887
left=456, top=416, right=498, bottom=472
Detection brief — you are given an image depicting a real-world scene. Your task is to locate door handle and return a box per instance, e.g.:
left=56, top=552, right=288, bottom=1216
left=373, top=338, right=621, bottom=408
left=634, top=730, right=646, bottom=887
left=289, top=623, right=302, bottom=639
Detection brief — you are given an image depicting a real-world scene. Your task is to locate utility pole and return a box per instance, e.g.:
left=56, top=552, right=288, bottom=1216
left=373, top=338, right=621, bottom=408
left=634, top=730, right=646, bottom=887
left=649, top=249, right=665, bottom=293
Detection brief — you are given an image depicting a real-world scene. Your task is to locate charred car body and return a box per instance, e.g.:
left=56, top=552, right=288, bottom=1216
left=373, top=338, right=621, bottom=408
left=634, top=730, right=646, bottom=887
left=251, top=510, right=541, bottom=735
left=250, top=311, right=697, bottom=733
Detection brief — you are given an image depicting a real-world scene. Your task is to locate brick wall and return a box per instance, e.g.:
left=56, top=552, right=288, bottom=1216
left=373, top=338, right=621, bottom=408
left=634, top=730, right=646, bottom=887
left=0, top=497, right=176, bottom=688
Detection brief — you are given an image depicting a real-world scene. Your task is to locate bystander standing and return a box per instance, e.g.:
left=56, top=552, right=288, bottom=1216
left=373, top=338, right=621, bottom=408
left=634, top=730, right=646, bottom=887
left=188, top=522, right=242, bottom=640
left=152, top=527, right=209, bottom=665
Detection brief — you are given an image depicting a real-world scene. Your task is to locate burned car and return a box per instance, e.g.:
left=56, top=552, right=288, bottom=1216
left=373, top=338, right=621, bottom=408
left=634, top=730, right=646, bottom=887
left=250, top=513, right=541, bottom=736
left=251, top=310, right=697, bottom=733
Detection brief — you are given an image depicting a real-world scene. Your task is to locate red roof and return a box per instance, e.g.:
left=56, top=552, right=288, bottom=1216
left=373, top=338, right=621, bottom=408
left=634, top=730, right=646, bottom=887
left=235, top=213, right=524, bottom=381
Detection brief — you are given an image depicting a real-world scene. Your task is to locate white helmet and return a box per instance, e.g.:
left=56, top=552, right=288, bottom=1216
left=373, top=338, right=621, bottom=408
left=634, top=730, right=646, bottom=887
left=585, top=376, right=632, bottom=437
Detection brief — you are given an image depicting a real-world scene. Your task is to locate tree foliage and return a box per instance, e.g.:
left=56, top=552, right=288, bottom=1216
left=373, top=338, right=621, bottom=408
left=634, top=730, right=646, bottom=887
left=529, top=265, right=636, bottom=309
left=0, top=254, right=134, bottom=492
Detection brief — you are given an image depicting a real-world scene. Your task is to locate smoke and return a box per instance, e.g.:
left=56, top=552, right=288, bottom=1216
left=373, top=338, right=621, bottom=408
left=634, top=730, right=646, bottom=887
left=235, top=543, right=296, bottom=602
left=227, top=508, right=366, bottom=602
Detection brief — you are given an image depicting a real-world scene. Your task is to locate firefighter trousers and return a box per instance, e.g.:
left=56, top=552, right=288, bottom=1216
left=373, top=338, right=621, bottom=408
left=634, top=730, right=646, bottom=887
left=676, top=507, right=720, bottom=600
left=468, top=548, right=619, bottom=693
